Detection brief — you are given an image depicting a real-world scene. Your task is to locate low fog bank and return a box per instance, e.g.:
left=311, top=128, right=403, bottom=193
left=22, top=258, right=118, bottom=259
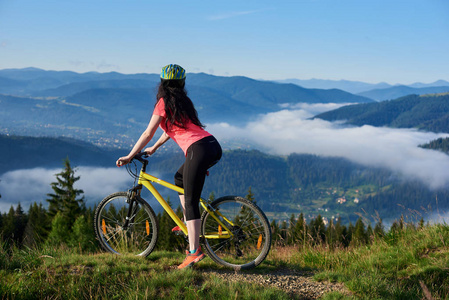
left=208, top=103, right=449, bottom=190
left=0, top=167, right=131, bottom=213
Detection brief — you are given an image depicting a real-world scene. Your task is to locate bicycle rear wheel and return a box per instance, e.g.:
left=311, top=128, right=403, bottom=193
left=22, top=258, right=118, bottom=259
left=201, top=196, right=272, bottom=270
left=94, top=192, right=158, bottom=256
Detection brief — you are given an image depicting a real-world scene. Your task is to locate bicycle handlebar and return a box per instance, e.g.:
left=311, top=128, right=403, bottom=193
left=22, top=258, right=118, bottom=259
left=133, top=152, right=149, bottom=164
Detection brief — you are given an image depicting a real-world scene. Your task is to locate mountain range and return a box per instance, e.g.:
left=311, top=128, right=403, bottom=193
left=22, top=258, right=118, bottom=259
left=357, top=85, right=449, bottom=101
left=277, top=78, right=449, bottom=96
left=0, top=68, right=373, bottom=148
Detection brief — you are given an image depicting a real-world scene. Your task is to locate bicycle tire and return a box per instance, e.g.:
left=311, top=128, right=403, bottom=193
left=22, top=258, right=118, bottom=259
left=94, top=192, right=159, bottom=256
left=200, top=196, right=272, bottom=270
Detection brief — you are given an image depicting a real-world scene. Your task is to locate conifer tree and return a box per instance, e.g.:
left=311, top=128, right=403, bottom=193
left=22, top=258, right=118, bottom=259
left=156, top=198, right=183, bottom=251
left=366, top=224, right=373, bottom=243
left=346, top=222, right=354, bottom=246
left=245, top=187, right=256, bottom=203
left=374, top=218, right=385, bottom=238
left=334, top=218, right=348, bottom=247
left=352, top=217, right=367, bottom=246
left=326, top=218, right=336, bottom=249
left=280, top=220, right=287, bottom=245
left=2, top=206, right=17, bottom=243
left=309, top=215, right=326, bottom=245
left=46, top=158, right=85, bottom=229
left=13, top=203, right=27, bottom=245
left=1, top=204, right=27, bottom=245
left=235, top=187, right=257, bottom=226
left=70, top=215, right=97, bottom=252
left=287, top=213, right=297, bottom=245
left=270, top=219, right=280, bottom=245
left=23, top=202, right=49, bottom=247
left=46, top=212, right=70, bottom=245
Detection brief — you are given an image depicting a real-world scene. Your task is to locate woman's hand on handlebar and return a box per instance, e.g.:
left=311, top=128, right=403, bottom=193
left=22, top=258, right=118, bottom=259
left=144, top=146, right=157, bottom=156
left=116, top=156, right=132, bottom=167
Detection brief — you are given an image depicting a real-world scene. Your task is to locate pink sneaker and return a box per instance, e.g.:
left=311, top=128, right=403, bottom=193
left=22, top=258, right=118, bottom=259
left=177, top=247, right=206, bottom=269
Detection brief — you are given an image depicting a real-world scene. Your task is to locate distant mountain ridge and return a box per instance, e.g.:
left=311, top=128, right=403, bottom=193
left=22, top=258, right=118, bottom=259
left=0, top=68, right=373, bottom=147
left=276, top=78, right=449, bottom=95
left=314, top=93, right=449, bottom=133
left=357, top=85, right=449, bottom=101
left=277, top=78, right=392, bottom=94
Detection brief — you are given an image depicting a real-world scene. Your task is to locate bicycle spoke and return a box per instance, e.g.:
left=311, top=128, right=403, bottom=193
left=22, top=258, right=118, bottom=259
left=95, top=193, right=158, bottom=257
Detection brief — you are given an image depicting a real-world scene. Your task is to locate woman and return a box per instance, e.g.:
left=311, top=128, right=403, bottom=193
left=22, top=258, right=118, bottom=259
left=116, top=64, right=222, bottom=269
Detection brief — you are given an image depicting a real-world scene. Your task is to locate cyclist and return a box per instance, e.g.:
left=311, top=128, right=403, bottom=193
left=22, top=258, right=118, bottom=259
left=116, top=64, right=222, bottom=269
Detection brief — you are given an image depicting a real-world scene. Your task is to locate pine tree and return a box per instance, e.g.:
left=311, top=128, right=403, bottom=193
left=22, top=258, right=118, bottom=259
left=23, top=202, right=49, bottom=247
left=366, top=224, right=373, bottom=243
left=294, top=213, right=307, bottom=247
left=346, top=222, right=354, bottom=246
left=287, top=213, right=297, bottom=245
left=46, top=158, right=85, bottom=229
left=70, top=215, right=97, bottom=252
left=2, top=206, right=17, bottom=244
left=280, top=220, right=287, bottom=245
left=13, top=203, right=27, bottom=245
left=235, top=187, right=257, bottom=226
left=309, top=215, right=326, bottom=245
left=374, top=218, right=385, bottom=238
left=334, top=218, right=348, bottom=247
left=156, top=198, right=184, bottom=251
left=352, top=217, right=367, bottom=246
left=46, top=212, right=70, bottom=245
left=245, top=187, right=256, bottom=203
left=270, top=219, right=280, bottom=245
left=326, top=219, right=336, bottom=249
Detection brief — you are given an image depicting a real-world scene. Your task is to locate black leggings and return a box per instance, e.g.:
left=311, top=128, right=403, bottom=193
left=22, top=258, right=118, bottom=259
left=174, top=136, right=222, bottom=221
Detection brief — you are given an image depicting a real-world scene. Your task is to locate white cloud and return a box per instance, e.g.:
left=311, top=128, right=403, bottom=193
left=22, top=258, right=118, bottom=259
left=208, top=104, right=449, bottom=190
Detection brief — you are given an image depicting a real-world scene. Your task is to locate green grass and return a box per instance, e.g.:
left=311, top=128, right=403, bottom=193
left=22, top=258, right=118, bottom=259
left=0, top=245, right=289, bottom=300
left=1, top=224, right=448, bottom=299
left=280, top=223, right=449, bottom=299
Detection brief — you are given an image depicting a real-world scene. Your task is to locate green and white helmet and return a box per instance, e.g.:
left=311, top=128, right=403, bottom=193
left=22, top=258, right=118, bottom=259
left=160, top=64, right=186, bottom=80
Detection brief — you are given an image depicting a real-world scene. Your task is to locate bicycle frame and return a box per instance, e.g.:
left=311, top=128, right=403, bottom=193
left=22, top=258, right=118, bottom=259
left=136, top=169, right=235, bottom=239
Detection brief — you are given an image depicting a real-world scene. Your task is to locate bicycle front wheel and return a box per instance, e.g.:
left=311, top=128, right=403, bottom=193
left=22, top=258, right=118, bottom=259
left=201, top=196, right=272, bottom=270
left=94, top=192, right=158, bottom=256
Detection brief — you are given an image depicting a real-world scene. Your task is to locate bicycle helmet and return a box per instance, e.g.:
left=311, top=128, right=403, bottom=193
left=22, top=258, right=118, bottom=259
left=160, top=64, right=186, bottom=80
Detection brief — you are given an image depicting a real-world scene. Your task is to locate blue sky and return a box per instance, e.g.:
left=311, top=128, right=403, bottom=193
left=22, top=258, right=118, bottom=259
left=0, top=0, right=448, bottom=84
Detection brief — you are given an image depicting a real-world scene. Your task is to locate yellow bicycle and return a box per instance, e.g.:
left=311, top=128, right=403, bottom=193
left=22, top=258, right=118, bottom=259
left=94, top=152, right=272, bottom=270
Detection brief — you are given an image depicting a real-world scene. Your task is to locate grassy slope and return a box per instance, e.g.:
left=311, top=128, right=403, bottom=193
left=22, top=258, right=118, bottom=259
left=1, top=224, right=448, bottom=299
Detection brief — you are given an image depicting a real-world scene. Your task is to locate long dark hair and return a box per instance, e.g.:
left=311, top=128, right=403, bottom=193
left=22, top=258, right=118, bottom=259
left=156, top=79, right=204, bottom=129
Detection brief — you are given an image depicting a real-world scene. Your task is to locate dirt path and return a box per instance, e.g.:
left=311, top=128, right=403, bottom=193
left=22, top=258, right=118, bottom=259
left=201, top=268, right=351, bottom=299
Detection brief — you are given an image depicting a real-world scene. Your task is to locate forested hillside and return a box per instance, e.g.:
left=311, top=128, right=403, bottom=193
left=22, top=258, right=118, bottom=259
left=314, top=93, right=449, bottom=133
left=0, top=135, right=121, bottom=174
left=1, top=135, right=448, bottom=223
left=420, top=137, right=449, bottom=154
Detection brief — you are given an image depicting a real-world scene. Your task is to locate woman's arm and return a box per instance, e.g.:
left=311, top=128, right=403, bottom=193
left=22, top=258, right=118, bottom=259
left=144, top=132, right=170, bottom=155
left=116, top=114, right=162, bottom=167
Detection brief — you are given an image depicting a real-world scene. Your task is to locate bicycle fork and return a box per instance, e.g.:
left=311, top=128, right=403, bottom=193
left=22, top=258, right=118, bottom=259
left=122, top=186, right=141, bottom=230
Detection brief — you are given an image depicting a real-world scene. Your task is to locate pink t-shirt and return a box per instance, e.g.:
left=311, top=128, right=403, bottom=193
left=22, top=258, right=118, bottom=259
left=153, top=98, right=212, bottom=155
